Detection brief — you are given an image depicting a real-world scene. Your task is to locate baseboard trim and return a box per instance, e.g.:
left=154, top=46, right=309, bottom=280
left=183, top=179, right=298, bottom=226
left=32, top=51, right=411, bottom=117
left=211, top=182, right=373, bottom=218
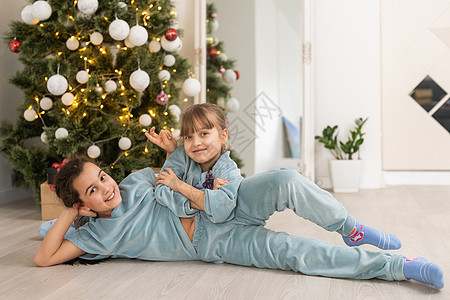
left=0, top=188, right=33, bottom=205
left=383, top=171, right=450, bottom=186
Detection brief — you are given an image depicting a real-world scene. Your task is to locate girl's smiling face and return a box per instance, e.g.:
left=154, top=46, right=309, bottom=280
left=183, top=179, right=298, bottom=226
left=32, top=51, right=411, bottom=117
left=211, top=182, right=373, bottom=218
left=72, top=162, right=122, bottom=218
left=183, top=126, right=228, bottom=172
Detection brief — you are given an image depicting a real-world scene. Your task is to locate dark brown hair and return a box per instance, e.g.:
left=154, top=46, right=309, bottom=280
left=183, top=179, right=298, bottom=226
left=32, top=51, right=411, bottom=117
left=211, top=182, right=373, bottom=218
left=54, top=156, right=92, bottom=208
left=180, top=103, right=227, bottom=137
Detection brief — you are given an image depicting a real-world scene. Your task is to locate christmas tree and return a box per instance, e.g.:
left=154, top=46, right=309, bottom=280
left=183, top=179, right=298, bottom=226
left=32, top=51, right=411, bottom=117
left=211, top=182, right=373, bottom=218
left=206, top=3, right=242, bottom=168
left=1, top=0, right=201, bottom=204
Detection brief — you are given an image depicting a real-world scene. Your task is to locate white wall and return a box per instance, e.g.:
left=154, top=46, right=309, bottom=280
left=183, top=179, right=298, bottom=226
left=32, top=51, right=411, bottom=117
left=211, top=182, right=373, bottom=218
left=0, top=0, right=32, bottom=204
left=313, top=0, right=384, bottom=189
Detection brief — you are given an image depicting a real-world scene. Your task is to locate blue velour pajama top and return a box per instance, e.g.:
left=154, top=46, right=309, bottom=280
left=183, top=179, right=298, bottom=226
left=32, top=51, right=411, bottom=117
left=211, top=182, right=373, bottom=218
left=67, top=147, right=243, bottom=260
left=155, top=146, right=243, bottom=223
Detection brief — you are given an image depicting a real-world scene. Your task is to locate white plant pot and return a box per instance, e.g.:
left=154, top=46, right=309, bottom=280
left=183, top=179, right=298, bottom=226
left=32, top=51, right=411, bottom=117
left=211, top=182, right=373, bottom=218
left=329, top=159, right=363, bottom=193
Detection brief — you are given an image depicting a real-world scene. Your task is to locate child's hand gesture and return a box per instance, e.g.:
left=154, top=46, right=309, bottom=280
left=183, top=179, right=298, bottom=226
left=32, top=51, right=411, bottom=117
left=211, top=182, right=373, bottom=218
left=156, top=168, right=183, bottom=192
left=145, top=127, right=177, bottom=154
left=71, top=205, right=98, bottom=218
left=213, top=178, right=229, bottom=190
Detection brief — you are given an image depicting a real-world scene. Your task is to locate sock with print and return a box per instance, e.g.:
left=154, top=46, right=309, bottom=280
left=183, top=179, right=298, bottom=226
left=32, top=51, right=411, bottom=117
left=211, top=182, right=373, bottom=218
left=39, top=218, right=76, bottom=239
left=342, top=222, right=402, bottom=250
left=403, top=257, right=444, bottom=289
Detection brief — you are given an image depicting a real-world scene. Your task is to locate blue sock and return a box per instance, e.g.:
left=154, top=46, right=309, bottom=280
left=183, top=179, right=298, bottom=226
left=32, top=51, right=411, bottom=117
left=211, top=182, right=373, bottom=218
left=342, top=222, right=402, bottom=250
left=39, top=219, right=76, bottom=239
left=403, top=257, right=444, bottom=289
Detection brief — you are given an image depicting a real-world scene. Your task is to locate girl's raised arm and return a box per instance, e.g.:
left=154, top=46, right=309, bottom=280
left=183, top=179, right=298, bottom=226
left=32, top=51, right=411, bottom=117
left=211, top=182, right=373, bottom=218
left=145, top=127, right=177, bottom=159
left=34, top=207, right=88, bottom=267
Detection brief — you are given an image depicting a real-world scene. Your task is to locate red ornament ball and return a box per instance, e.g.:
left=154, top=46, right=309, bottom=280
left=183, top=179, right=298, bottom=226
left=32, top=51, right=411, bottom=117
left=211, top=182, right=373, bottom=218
left=234, top=70, right=240, bottom=80
left=9, top=39, right=21, bottom=53
left=165, top=28, right=178, bottom=42
left=210, top=12, right=218, bottom=19
left=208, top=48, right=218, bottom=57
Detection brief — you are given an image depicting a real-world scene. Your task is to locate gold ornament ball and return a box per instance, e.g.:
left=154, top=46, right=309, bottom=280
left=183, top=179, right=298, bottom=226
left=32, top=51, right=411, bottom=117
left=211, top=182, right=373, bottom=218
left=170, top=9, right=177, bottom=18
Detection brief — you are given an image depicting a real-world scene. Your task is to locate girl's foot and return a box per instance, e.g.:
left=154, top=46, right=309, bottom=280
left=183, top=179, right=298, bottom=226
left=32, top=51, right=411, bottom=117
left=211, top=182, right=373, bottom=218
left=342, top=222, right=402, bottom=250
left=39, top=219, right=76, bottom=239
left=403, top=257, right=444, bottom=289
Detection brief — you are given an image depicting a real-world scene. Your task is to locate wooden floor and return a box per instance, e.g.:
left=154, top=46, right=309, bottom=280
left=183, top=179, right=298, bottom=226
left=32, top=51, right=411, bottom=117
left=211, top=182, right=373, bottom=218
left=0, top=185, right=448, bottom=299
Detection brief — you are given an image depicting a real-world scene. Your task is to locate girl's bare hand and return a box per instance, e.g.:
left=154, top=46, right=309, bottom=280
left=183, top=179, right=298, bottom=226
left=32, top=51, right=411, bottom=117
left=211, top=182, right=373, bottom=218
left=213, top=178, right=229, bottom=190
left=145, top=127, right=177, bottom=153
left=156, top=167, right=183, bottom=192
left=71, top=205, right=98, bottom=218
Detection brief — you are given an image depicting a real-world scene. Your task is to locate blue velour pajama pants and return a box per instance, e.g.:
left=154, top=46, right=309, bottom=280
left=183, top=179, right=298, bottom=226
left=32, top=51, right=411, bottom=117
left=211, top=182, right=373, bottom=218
left=191, top=169, right=406, bottom=281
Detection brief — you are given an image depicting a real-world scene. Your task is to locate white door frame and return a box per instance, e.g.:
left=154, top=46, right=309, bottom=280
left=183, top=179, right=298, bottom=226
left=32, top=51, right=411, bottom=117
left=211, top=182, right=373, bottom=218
left=301, top=0, right=315, bottom=181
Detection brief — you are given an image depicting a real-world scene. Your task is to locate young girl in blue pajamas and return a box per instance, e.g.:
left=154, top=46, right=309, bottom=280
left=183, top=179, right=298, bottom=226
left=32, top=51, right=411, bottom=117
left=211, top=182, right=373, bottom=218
left=34, top=103, right=444, bottom=289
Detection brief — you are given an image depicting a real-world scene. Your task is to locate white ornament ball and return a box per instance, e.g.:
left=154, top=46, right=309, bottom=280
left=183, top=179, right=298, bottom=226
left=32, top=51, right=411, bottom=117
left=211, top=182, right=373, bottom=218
left=55, top=127, right=69, bottom=139
left=139, top=114, right=152, bottom=127
left=24, top=108, right=37, bottom=122
left=175, top=39, right=183, bottom=52
left=62, top=92, right=75, bottom=106
left=172, top=129, right=181, bottom=139
left=182, top=77, right=201, bottom=97
left=118, top=137, right=132, bottom=150
left=118, top=2, right=127, bottom=10
left=124, top=37, right=135, bottom=48
left=77, top=0, right=99, bottom=16
left=217, top=97, right=225, bottom=108
left=128, top=25, right=148, bottom=46
left=66, top=36, right=79, bottom=51
left=169, top=104, right=181, bottom=117
left=21, top=5, right=39, bottom=25
left=223, top=69, right=237, bottom=84
left=40, top=97, right=53, bottom=110
left=90, top=32, right=103, bottom=45
left=158, top=70, right=171, bottom=82
left=220, top=52, right=228, bottom=61
left=47, top=74, right=68, bottom=96
left=76, top=70, right=89, bottom=84
left=226, top=97, right=240, bottom=113
left=149, top=40, right=161, bottom=53
left=32, top=1, right=52, bottom=21
left=40, top=132, right=48, bottom=143
left=129, top=69, right=150, bottom=92
left=210, top=19, right=219, bottom=32
left=87, top=145, right=101, bottom=158
left=164, top=55, right=176, bottom=67
left=109, top=19, right=130, bottom=41
left=169, top=104, right=181, bottom=121
left=105, top=80, right=117, bottom=93
left=161, top=36, right=180, bottom=52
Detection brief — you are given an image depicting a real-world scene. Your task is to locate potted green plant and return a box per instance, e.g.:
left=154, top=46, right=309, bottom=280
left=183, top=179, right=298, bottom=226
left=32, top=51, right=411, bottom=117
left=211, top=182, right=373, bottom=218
left=315, top=117, right=368, bottom=192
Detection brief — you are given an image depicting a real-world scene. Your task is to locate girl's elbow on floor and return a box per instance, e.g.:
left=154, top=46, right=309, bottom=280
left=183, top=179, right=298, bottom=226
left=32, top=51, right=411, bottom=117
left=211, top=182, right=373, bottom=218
left=33, top=254, right=48, bottom=267
left=34, top=253, right=56, bottom=267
